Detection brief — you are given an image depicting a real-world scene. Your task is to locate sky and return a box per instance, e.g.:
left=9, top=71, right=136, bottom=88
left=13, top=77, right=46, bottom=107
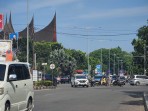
left=0, top=0, right=148, bottom=53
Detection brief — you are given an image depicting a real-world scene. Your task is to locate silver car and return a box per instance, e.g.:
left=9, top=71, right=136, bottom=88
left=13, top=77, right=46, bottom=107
left=130, top=75, right=148, bottom=85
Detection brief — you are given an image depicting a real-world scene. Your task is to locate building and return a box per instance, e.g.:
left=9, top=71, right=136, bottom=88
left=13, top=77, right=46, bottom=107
left=0, top=12, right=57, bottom=42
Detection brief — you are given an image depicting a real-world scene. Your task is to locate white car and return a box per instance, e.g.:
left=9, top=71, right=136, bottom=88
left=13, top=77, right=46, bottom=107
left=71, top=74, right=89, bottom=87
left=0, top=62, right=34, bottom=111
left=130, top=75, right=148, bottom=85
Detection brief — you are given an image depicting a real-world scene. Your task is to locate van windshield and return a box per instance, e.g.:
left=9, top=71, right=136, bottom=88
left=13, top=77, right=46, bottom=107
left=0, top=64, right=6, bottom=81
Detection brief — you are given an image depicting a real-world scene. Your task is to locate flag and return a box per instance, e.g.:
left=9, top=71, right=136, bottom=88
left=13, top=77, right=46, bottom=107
left=0, top=14, right=3, bottom=30
left=9, top=32, right=19, bottom=40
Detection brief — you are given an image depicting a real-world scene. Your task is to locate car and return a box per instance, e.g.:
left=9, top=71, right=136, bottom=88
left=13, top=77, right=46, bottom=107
left=71, top=74, right=89, bottom=87
left=118, top=76, right=126, bottom=85
left=60, top=76, right=70, bottom=84
left=93, top=74, right=103, bottom=85
left=0, top=62, right=34, bottom=111
left=129, top=75, right=148, bottom=85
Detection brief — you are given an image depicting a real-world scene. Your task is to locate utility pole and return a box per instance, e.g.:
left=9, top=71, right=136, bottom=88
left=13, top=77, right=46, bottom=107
left=109, top=49, right=110, bottom=75
left=27, top=0, right=29, bottom=63
left=144, top=44, right=148, bottom=75
left=113, top=54, right=116, bottom=74
left=101, top=48, right=102, bottom=74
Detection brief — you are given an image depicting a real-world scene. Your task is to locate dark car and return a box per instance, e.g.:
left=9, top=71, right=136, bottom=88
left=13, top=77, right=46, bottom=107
left=60, top=76, right=70, bottom=84
left=118, top=76, right=126, bottom=85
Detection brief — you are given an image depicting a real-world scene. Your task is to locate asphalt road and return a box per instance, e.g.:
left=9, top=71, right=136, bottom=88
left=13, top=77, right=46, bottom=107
left=34, top=84, right=148, bottom=111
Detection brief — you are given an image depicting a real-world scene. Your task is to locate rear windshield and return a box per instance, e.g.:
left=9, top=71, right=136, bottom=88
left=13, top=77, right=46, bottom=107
left=76, top=76, right=86, bottom=79
left=0, top=64, right=6, bottom=81
left=94, top=76, right=102, bottom=79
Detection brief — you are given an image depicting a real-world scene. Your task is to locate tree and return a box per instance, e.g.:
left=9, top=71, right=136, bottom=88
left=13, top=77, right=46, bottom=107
left=89, top=47, right=132, bottom=75
left=131, top=24, right=148, bottom=75
left=65, top=49, right=87, bottom=70
left=17, top=37, right=33, bottom=64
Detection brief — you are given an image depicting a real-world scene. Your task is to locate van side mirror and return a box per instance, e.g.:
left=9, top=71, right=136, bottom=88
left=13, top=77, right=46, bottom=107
left=9, top=74, right=17, bottom=81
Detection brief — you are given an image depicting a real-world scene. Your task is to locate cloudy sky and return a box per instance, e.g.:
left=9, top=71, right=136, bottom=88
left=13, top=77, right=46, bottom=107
left=0, top=0, right=148, bottom=53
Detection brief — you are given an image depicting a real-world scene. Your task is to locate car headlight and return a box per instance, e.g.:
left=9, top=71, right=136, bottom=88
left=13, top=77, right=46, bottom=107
left=0, top=87, right=4, bottom=95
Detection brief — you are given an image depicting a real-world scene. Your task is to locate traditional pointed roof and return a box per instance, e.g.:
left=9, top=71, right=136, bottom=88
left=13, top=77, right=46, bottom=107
left=19, top=17, right=34, bottom=39
left=0, top=13, right=14, bottom=39
left=34, top=13, right=57, bottom=42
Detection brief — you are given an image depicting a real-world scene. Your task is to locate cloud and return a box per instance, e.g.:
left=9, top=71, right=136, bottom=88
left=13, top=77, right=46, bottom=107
left=77, top=6, right=148, bottom=19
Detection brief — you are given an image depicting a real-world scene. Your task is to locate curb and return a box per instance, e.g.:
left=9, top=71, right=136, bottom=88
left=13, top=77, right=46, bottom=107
left=143, top=92, right=148, bottom=111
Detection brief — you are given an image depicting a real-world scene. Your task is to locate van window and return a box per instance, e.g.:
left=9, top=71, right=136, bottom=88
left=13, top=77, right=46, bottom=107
left=0, top=64, right=6, bottom=81
left=8, top=64, right=30, bottom=81
left=23, top=64, right=30, bottom=79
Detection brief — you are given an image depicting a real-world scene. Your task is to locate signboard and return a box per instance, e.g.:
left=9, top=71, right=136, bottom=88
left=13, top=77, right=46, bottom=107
left=50, top=64, right=55, bottom=69
left=42, top=63, right=47, bottom=65
left=9, top=32, right=19, bottom=40
left=0, top=40, right=12, bottom=62
left=33, top=70, right=38, bottom=81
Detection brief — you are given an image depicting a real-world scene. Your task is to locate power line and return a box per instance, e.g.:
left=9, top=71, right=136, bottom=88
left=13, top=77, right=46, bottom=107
left=57, top=32, right=136, bottom=37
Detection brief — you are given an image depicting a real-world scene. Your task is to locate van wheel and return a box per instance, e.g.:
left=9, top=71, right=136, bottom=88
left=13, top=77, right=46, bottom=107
left=27, top=99, right=33, bottom=111
left=5, top=103, right=10, bottom=111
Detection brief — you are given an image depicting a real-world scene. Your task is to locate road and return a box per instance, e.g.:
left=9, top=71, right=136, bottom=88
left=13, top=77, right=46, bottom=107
left=34, top=84, right=148, bottom=111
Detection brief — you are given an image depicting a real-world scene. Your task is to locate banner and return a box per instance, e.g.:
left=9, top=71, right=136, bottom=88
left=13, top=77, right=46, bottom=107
left=0, top=14, right=3, bottom=30
left=95, top=64, right=102, bottom=74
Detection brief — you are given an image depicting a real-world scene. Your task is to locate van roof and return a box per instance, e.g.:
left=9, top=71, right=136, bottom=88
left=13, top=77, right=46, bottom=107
left=0, top=62, right=29, bottom=65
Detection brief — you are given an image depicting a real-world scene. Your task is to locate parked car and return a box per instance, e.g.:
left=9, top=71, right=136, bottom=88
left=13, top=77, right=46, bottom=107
left=93, top=74, right=103, bottom=86
left=129, top=75, right=148, bottom=85
left=0, top=62, right=34, bottom=111
left=60, top=76, right=70, bottom=84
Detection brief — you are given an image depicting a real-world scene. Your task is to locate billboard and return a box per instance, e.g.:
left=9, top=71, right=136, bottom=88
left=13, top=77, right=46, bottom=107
left=95, top=64, right=102, bottom=74
left=0, top=14, right=3, bottom=29
left=0, top=40, right=12, bottom=61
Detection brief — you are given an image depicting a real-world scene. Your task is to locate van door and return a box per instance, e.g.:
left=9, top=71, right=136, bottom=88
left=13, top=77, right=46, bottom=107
left=7, top=64, right=25, bottom=111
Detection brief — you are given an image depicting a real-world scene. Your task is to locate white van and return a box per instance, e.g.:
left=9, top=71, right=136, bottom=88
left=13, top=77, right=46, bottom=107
left=0, top=62, right=34, bottom=111
left=71, top=74, right=89, bottom=87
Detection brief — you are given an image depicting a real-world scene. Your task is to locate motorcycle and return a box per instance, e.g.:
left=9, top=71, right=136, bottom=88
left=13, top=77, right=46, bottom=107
left=112, top=79, right=123, bottom=87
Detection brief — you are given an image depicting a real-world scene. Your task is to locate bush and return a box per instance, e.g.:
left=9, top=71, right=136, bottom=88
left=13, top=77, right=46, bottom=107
left=34, top=80, right=52, bottom=87
left=44, top=80, right=52, bottom=86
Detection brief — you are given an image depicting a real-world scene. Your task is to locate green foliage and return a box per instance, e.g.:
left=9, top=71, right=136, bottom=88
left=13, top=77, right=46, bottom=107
left=65, top=49, right=87, bottom=69
left=89, top=47, right=132, bottom=75
left=131, top=24, right=148, bottom=75
left=17, top=37, right=33, bottom=64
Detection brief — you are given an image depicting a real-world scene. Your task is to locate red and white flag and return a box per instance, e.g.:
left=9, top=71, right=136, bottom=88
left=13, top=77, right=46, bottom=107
left=0, top=14, right=4, bottom=30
